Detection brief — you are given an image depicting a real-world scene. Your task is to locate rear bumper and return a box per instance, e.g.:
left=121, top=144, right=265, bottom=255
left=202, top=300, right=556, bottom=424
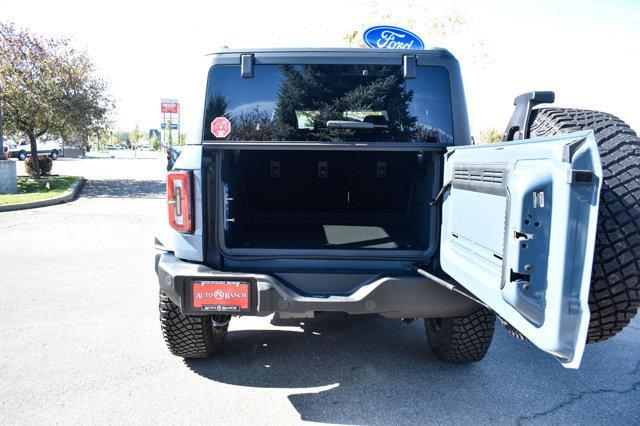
left=155, top=252, right=479, bottom=318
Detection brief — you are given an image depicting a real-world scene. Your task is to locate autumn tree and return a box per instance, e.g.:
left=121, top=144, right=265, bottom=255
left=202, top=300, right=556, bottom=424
left=479, top=127, right=503, bottom=144
left=0, top=23, right=113, bottom=176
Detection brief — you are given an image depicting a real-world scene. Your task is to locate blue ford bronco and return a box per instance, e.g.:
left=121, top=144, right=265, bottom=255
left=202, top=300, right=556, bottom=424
left=155, top=48, right=639, bottom=368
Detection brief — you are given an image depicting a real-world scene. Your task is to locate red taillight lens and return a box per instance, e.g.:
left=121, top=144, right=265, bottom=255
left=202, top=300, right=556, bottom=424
left=167, top=170, right=193, bottom=233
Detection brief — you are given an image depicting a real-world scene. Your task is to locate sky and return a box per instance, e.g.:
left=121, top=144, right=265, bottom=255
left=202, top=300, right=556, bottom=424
left=3, top=0, right=639, bottom=138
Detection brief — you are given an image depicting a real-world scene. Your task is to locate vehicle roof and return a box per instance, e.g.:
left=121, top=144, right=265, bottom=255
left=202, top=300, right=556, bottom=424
left=205, top=47, right=454, bottom=57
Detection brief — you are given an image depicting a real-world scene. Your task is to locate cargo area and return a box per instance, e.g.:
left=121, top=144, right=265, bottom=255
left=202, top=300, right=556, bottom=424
left=216, top=150, right=439, bottom=256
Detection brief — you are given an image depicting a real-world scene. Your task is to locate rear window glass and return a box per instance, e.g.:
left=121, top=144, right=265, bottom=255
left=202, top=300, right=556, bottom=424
left=203, top=64, right=453, bottom=143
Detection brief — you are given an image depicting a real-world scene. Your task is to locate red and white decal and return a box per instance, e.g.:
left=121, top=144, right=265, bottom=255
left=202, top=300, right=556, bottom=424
left=210, top=117, right=231, bottom=139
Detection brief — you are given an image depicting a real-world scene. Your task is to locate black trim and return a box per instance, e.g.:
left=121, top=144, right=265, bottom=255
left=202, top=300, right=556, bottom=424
left=503, top=91, right=555, bottom=141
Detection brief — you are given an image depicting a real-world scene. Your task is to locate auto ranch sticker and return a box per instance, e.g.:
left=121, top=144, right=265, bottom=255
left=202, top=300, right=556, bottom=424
left=211, top=116, right=231, bottom=138
left=362, top=25, right=425, bottom=50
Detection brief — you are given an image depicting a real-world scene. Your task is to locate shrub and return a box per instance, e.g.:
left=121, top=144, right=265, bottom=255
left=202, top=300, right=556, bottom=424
left=149, top=135, right=161, bottom=151
left=24, top=155, right=53, bottom=177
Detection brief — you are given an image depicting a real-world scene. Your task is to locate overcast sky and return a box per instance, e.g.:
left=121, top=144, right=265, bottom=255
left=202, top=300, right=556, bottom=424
left=4, top=0, right=639, bottom=137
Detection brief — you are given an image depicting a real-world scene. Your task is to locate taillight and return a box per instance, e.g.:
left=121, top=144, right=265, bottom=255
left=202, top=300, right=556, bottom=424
left=167, top=170, right=193, bottom=233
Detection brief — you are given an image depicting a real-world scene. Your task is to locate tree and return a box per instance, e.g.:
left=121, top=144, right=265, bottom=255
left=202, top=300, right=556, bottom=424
left=149, top=134, right=160, bottom=151
left=479, top=127, right=503, bottom=144
left=165, top=118, right=173, bottom=146
left=129, top=125, right=144, bottom=148
left=204, top=92, right=230, bottom=122
left=0, top=23, right=113, bottom=177
left=116, top=130, right=130, bottom=148
left=89, top=128, right=110, bottom=151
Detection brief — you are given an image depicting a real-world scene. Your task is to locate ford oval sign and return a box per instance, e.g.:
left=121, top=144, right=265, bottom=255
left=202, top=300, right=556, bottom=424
left=363, top=25, right=424, bottom=50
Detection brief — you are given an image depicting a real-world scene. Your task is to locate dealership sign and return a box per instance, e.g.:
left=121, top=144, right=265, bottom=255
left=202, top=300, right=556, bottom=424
left=363, top=25, right=424, bottom=50
left=161, top=99, right=179, bottom=114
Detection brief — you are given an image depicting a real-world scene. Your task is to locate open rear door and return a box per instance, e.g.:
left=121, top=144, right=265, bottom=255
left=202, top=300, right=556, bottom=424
left=440, top=130, right=602, bottom=368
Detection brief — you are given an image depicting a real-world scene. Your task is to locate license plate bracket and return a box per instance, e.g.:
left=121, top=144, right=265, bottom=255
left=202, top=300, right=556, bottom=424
left=192, top=279, right=251, bottom=312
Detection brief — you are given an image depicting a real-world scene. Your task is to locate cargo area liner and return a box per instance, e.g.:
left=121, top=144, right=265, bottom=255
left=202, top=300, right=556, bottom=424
left=203, top=142, right=446, bottom=266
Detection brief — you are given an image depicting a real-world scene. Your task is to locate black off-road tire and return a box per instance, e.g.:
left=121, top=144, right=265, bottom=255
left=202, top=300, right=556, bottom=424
left=159, top=292, right=228, bottom=358
left=425, top=307, right=496, bottom=363
left=528, top=108, right=640, bottom=343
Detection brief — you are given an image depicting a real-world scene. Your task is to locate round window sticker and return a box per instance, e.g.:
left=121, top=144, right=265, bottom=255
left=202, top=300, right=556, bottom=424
left=211, top=116, right=231, bottom=138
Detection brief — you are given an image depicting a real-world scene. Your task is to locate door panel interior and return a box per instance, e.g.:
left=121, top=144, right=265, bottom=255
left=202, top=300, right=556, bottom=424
left=440, top=131, right=602, bottom=368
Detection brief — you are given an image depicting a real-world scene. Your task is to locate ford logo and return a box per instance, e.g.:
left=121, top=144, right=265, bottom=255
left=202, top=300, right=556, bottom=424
left=363, top=25, right=425, bottom=50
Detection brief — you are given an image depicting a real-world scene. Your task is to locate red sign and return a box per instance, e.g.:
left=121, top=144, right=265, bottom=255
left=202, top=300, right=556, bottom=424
left=210, top=116, right=231, bottom=138
left=193, top=280, right=250, bottom=311
left=161, top=102, right=179, bottom=114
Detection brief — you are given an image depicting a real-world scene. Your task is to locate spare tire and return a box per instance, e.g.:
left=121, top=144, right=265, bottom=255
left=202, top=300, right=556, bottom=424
left=528, top=108, right=640, bottom=343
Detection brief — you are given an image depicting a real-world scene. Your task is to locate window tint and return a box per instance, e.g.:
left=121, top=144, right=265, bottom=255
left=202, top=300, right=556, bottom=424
left=203, top=64, right=453, bottom=143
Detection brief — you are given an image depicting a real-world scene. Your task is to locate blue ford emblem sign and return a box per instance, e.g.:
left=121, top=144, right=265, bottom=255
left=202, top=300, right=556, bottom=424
left=363, top=25, right=424, bottom=50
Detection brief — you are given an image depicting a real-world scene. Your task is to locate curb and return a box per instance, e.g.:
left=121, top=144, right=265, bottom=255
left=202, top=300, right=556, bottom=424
left=0, top=177, right=85, bottom=212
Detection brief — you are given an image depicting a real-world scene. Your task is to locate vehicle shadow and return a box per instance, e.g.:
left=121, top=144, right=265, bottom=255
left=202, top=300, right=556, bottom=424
left=184, top=313, right=640, bottom=424
left=81, top=179, right=164, bottom=198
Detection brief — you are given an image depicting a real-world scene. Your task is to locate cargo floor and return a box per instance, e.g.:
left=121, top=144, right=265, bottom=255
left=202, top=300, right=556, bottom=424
left=231, top=224, right=422, bottom=250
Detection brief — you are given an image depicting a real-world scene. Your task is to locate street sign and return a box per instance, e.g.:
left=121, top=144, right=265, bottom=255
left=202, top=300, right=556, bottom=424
left=161, top=123, right=178, bottom=130
left=161, top=99, right=179, bottom=114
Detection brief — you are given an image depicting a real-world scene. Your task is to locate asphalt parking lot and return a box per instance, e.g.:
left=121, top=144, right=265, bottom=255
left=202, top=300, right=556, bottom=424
left=1, top=157, right=639, bottom=424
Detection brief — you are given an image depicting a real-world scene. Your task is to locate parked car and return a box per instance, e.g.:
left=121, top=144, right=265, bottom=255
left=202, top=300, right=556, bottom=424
left=6, top=140, right=61, bottom=160
left=154, top=48, right=639, bottom=369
